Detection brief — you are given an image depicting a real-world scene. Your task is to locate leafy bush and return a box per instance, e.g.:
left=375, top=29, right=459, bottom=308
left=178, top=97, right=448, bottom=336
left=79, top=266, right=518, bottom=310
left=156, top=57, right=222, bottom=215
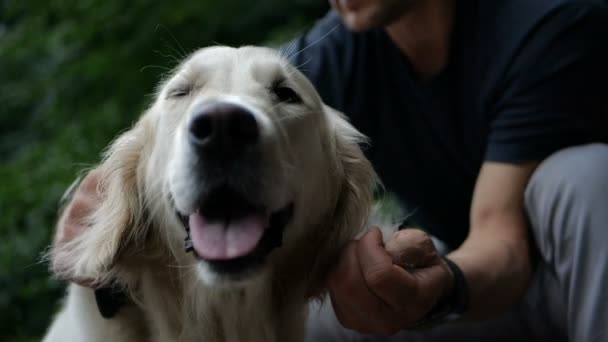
left=0, top=1, right=327, bottom=340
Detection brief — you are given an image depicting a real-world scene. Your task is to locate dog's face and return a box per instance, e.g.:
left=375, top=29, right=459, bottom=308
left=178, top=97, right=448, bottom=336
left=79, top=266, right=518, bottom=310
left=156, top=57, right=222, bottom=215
left=140, top=46, right=358, bottom=284
left=51, top=46, right=373, bottom=291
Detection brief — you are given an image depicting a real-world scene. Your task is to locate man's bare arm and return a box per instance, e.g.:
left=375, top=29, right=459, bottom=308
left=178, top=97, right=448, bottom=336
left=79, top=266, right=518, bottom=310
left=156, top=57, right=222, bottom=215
left=449, top=161, right=538, bottom=318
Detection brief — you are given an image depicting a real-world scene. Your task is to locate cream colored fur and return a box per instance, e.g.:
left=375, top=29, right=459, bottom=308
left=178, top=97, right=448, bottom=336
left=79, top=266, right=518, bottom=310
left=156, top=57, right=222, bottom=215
left=44, top=46, right=375, bottom=342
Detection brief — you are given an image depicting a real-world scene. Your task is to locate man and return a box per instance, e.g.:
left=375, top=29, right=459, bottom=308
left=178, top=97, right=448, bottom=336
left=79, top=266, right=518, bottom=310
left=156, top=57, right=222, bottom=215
left=283, top=0, right=608, bottom=341
left=60, top=0, right=608, bottom=340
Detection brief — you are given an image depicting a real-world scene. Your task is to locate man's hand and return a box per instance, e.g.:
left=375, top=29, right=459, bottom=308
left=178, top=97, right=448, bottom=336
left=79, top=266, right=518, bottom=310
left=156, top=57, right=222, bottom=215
left=327, top=227, right=453, bottom=335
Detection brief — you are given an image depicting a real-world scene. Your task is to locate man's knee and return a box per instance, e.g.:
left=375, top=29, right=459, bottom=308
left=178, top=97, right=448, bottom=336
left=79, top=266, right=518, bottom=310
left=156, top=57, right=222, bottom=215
left=525, top=143, right=608, bottom=206
left=524, top=143, right=608, bottom=255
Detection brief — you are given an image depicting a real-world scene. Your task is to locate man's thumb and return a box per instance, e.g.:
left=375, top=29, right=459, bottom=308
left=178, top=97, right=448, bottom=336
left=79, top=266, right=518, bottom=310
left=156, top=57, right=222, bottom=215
left=385, top=229, right=441, bottom=270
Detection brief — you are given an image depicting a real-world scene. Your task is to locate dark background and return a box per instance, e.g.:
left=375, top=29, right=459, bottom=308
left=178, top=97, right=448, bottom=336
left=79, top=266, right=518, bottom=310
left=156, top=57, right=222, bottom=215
left=0, top=1, right=328, bottom=340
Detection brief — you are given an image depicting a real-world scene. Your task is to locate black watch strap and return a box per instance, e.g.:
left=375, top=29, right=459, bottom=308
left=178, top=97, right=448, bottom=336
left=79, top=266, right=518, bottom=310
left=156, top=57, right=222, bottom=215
left=410, top=256, right=469, bottom=329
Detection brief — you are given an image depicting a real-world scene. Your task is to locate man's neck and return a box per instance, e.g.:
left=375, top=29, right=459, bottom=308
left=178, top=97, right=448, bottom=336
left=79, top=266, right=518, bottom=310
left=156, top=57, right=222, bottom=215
left=385, top=0, right=454, bottom=81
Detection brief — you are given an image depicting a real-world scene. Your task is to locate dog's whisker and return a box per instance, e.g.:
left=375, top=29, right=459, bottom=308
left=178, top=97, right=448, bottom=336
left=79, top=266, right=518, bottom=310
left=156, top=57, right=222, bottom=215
left=271, top=115, right=295, bottom=159
left=152, top=49, right=182, bottom=64
left=286, top=57, right=314, bottom=72
left=294, top=57, right=313, bottom=71
left=273, top=126, right=300, bottom=184
left=155, top=24, right=188, bottom=59
left=286, top=24, right=339, bottom=62
left=176, top=266, right=198, bottom=284
left=160, top=43, right=189, bottom=68
left=211, top=41, right=227, bottom=48
left=140, top=64, right=174, bottom=73
left=166, top=263, right=196, bottom=269
left=279, top=39, right=298, bottom=61
left=275, top=110, right=316, bottom=123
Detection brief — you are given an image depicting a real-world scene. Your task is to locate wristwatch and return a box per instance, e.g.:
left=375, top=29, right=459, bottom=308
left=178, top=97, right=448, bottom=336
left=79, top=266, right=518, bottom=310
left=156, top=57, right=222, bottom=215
left=410, top=256, right=469, bottom=329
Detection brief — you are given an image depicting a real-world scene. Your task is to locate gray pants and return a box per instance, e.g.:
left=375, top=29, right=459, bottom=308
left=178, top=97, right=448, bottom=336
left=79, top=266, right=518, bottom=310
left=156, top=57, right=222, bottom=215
left=307, top=144, right=608, bottom=342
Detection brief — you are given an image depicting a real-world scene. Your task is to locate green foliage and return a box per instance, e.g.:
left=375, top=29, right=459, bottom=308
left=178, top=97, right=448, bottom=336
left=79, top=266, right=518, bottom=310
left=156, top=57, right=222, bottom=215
left=0, top=1, right=327, bottom=340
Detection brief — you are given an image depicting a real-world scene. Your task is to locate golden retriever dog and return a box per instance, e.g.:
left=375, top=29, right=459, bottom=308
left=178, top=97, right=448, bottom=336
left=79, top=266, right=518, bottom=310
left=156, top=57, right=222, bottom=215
left=43, top=46, right=375, bottom=342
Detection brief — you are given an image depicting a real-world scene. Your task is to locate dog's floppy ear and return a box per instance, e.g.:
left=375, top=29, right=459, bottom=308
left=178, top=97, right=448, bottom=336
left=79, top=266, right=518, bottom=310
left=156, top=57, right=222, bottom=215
left=327, top=107, right=375, bottom=246
left=306, top=106, right=376, bottom=297
left=50, top=115, right=153, bottom=286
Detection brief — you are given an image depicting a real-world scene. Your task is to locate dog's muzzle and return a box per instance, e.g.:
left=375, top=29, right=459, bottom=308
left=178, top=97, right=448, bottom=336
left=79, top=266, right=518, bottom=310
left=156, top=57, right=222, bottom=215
left=188, top=101, right=259, bottom=163
left=175, top=101, right=294, bottom=278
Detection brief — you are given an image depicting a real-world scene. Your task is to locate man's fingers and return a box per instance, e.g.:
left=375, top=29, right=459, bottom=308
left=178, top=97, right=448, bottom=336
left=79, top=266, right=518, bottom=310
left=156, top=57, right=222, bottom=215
left=329, top=241, right=382, bottom=332
left=330, top=291, right=354, bottom=330
left=409, top=258, right=455, bottom=306
left=328, top=228, right=456, bottom=334
left=357, top=228, right=417, bottom=312
left=330, top=278, right=403, bottom=334
left=357, top=227, right=389, bottom=265
left=385, top=229, right=441, bottom=270
left=330, top=288, right=373, bottom=334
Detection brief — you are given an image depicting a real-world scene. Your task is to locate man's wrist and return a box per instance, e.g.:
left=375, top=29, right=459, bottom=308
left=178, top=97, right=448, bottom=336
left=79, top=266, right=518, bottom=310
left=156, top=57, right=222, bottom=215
left=441, top=257, right=469, bottom=314
left=439, top=256, right=456, bottom=301
left=410, top=256, right=469, bottom=329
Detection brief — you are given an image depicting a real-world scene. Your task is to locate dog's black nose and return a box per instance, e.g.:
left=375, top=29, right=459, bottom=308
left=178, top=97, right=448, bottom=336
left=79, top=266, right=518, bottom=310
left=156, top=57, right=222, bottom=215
left=188, top=102, right=259, bottom=159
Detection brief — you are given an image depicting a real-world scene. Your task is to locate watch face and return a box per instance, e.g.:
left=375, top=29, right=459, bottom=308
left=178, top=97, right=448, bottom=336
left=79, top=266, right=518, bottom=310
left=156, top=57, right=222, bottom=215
left=443, top=311, right=464, bottom=323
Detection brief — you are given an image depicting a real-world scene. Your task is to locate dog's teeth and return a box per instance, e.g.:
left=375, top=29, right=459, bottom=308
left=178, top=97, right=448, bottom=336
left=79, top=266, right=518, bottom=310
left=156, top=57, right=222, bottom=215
left=184, top=238, right=194, bottom=253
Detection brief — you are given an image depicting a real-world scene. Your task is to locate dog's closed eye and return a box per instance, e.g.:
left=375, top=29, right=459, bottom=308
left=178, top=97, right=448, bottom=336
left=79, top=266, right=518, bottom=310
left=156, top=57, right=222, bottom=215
left=271, top=81, right=302, bottom=104
left=167, top=85, right=192, bottom=99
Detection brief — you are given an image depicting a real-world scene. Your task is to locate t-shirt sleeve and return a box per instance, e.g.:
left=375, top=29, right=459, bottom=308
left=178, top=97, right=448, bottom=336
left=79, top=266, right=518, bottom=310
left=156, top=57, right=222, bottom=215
left=485, top=3, right=608, bottom=163
left=278, top=11, right=356, bottom=112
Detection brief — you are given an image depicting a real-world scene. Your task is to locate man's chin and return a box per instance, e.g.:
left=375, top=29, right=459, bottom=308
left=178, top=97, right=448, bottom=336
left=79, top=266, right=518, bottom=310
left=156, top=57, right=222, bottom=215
left=332, top=0, right=415, bottom=31
left=341, top=13, right=379, bottom=32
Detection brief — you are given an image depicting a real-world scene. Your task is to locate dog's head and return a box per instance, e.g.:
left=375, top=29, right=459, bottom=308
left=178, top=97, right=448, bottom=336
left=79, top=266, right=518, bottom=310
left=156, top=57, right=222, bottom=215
left=51, top=46, right=374, bottom=290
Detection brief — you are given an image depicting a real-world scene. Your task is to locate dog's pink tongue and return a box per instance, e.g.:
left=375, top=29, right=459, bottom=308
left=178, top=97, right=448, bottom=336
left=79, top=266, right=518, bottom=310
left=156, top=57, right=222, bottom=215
left=189, top=212, right=268, bottom=260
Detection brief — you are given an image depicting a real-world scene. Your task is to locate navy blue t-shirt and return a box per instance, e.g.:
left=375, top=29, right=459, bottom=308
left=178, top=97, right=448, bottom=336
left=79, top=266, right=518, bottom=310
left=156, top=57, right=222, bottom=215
left=284, top=0, right=608, bottom=248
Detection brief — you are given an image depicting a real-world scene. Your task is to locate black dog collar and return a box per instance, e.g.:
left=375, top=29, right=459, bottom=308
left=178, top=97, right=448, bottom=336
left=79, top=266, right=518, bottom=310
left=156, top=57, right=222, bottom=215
left=94, top=285, right=129, bottom=319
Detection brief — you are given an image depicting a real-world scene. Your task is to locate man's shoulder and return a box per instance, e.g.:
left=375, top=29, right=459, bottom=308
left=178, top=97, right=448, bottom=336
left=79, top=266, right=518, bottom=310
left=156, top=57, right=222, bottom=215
left=476, top=0, right=608, bottom=43
left=470, top=0, right=608, bottom=84
left=474, top=0, right=608, bottom=164
left=479, top=0, right=606, bottom=23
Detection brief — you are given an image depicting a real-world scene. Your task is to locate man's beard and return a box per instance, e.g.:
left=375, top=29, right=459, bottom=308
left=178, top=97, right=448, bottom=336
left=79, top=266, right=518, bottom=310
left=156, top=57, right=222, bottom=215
left=334, top=0, right=421, bottom=31
left=367, top=0, right=420, bottom=28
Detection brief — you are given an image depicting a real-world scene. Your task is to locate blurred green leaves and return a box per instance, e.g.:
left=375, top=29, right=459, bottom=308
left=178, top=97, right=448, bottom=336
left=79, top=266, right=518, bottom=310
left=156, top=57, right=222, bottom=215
left=0, top=1, right=327, bottom=340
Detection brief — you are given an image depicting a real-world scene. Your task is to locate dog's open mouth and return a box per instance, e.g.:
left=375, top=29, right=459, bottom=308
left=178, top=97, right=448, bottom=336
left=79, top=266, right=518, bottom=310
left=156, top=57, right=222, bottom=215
left=177, top=185, right=293, bottom=274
